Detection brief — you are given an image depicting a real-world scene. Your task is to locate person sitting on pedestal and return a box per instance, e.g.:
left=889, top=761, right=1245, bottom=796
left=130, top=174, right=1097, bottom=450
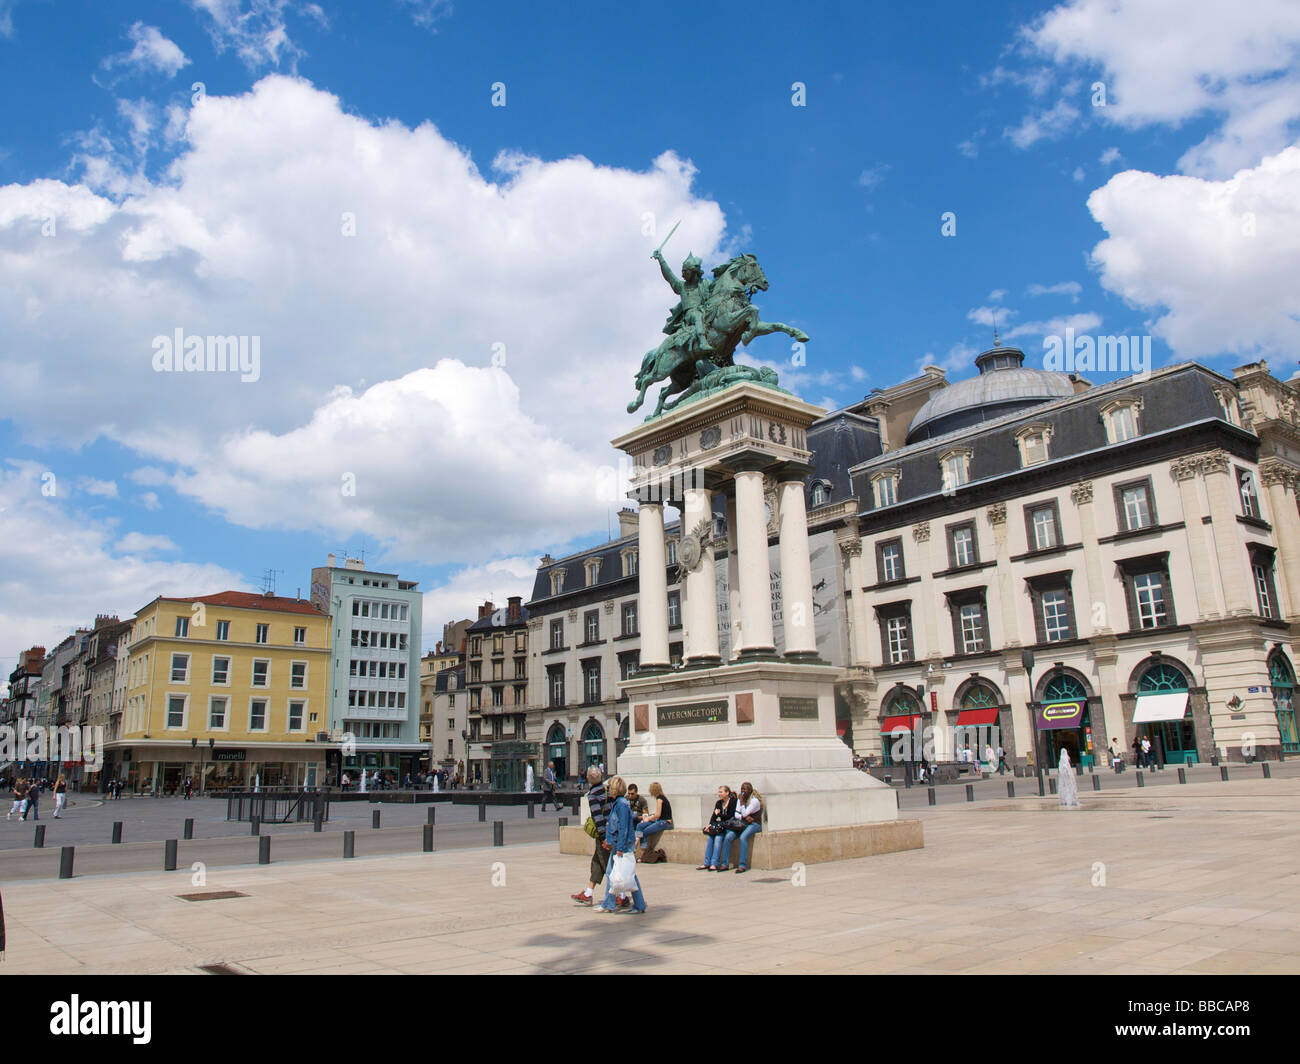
left=634, top=782, right=674, bottom=861
left=698, top=785, right=736, bottom=871
left=719, top=782, right=763, bottom=874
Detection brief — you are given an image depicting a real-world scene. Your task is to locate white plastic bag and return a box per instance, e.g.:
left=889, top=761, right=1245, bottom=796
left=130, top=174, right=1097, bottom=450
left=608, top=851, right=638, bottom=893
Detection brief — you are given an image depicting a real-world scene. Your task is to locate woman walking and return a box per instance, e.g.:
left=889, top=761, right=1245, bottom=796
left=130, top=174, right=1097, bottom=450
left=7, top=778, right=25, bottom=820
left=597, top=777, right=646, bottom=914
left=1058, top=747, right=1080, bottom=808
left=53, top=775, right=68, bottom=819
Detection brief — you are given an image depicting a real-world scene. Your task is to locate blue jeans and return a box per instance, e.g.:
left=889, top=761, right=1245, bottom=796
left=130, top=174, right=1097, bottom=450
left=636, top=819, right=671, bottom=847
left=599, top=853, right=646, bottom=912
left=703, top=832, right=726, bottom=866
left=721, top=823, right=761, bottom=868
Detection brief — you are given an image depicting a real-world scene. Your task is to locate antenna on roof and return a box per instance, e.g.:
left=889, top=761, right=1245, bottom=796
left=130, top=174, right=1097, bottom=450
left=992, top=306, right=1001, bottom=347
left=262, top=568, right=284, bottom=596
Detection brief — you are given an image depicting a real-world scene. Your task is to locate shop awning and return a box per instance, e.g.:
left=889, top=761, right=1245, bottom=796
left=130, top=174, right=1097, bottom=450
left=954, top=707, right=999, bottom=727
left=1036, top=700, right=1085, bottom=731
left=1133, top=692, right=1189, bottom=723
left=881, top=714, right=921, bottom=732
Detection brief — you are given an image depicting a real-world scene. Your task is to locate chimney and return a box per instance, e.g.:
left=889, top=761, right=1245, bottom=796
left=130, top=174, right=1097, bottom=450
left=327, top=552, right=336, bottom=568
left=508, top=595, right=522, bottom=622
left=478, top=600, right=495, bottom=619
left=618, top=507, right=638, bottom=538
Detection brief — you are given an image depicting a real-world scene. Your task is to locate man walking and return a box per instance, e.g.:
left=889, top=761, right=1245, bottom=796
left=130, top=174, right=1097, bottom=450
left=541, top=761, right=559, bottom=811
left=572, top=767, right=614, bottom=906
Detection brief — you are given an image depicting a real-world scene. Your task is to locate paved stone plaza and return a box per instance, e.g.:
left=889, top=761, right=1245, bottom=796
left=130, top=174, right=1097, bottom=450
left=2, top=773, right=1298, bottom=975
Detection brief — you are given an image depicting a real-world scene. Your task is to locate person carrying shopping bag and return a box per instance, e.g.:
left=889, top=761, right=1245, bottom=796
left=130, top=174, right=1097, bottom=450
left=597, top=776, right=647, bottom=914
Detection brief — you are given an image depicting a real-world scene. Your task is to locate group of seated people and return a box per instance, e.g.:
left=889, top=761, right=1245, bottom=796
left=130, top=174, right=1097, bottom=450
left=698, top=782, right=764, bottom=874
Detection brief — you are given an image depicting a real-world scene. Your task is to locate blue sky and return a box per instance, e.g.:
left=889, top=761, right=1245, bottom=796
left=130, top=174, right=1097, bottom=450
left=2, top=0, right=1298, bottom=672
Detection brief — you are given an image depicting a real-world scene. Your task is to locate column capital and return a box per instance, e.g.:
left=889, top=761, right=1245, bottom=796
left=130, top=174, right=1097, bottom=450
left=839, top=537, right=863, bottom=559
left=1069, top=480, right=1094, bottom=506
left=912, top=521, right=931, bottom=543
left=986, top=502, right=1007, bottom=525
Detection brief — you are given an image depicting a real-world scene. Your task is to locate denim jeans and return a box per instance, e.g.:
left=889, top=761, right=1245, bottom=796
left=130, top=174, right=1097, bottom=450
left=720, top=822, right=761, bottom=868
left=703, top=832, right=726, bottom=866
left=636, top=819, right=671, bottom=847
left=599, top=853, right=646, bottom=912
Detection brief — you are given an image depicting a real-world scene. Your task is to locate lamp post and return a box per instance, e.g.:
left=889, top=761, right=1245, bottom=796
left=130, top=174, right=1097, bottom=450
left=1021, top=649, right=1043, bottom=796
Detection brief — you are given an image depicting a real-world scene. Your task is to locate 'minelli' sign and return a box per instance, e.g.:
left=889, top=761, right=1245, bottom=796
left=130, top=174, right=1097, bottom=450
left=213, top=749, right=247, bottom=762
left=657, top=700, right=728, bottom=727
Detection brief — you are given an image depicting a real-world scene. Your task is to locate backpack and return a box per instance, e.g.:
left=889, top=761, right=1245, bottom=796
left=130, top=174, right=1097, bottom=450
left=641, top=848, right=666, bottom=864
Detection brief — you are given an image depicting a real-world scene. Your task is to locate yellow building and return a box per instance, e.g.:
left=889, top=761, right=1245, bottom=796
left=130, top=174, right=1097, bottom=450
left=113, top=591, right=332, bottom=793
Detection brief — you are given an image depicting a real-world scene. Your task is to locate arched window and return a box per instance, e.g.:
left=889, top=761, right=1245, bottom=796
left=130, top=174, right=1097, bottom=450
left=1270, top=652, right=1298, bottom=755
left=879, top=687, right=923, bottom=766
left=1137, top=662, right=1188, bottom=694
left=1134, top=660, right=1197, bottom=764
left=546, top=722, right=568, bottom=782
left=1043, top=673, right=1087, bottom=702
left=811, top=481, right=829, bottom=507
left=961, top=682, right=999, bottom=709
left=581, top=720, right=605, bottom=768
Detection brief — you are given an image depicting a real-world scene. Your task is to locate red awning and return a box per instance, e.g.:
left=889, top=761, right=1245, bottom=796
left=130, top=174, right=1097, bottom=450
left=881, top=715, right=921, bottom=732
left=835, top=720, right=849, bottom=737
left=954, top=707, right=999, bottom=726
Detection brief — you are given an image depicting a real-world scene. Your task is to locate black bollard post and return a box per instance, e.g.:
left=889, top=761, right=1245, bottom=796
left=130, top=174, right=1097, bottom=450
left=250, top=816, right=260, bottom=835
left=493, top=820, right=504, bottom=847
left=313, top=812, right=323, bottom=832
left=571, top=797, right=580, bottom=815
left=34, top=824, right=46, bottom=848
left=164, top=839, right=177, bottom=871
left=896, top=791, right=901, bottom=810
left=183, top=818, right=194, bottom=840
left=427, top=806, right=436, bottom=825
left=965, top=784, right=974, bottom=803
left=1091, top=775, right=1101, bottom=792
left=1136, top=772, right=1145, bottom=788
left=1049, top=778, right=1057, bottom=795
left=59, top=845, right=74, bottom=879
left=111, top=821, right=123, bottom=844
left=372, top=809, right=381, bottom=829
left=1037, top=774, right=1045, bottom=797
left=344, top=830, right=355, bottom=858
left=1220, top=766, right=1229, bottom=781
left=478, top=802, right=486, bottom=823
left=527, top=802, right=535, bottom=819
left=927, top=787, right=936, bottom=807
left=1178, top=767, right=1186, bottom=784
left=259, top=835, right=271, bottom=865
left=558, top=816, right=568, bottom=828
left=423, top=823, right=434, bottom=853
left=1263, top=763, right=1271, bottom=779
left=1006, top=781, right=1015, bottom=798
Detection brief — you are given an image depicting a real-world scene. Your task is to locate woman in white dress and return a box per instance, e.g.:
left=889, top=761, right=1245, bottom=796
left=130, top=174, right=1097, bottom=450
left=1058, top=747, right=1080, bottom=808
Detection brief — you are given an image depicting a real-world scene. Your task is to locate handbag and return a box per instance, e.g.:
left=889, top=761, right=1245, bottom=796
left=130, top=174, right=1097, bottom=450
left=704, top=822, right=724, bottom=836
left=583, top=816, right=598, bottom=839
left=608, top=851, right=638, bottom=893
left=723, top=817, right=747, bottom=833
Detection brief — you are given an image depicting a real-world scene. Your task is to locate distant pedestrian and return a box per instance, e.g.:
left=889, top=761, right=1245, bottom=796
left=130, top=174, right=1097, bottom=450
left=984, top=744, right=995, bottom=775
left=996, top=745, right=1008, bottom=775
left=541, top=761, right=559, bottom=811
left=7, top=778, right=25, bottom=820
left=1140, top=736, right=1152, bottom=770
left=53, top=775, right=67, bottom=818
left=24, top=780, right=39, bottom=820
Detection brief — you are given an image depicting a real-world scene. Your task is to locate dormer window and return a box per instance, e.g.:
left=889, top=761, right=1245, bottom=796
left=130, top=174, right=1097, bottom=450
left=810, top=480, right=830, bottom=508
left=1101, top=397, right=1143, bottom=444
left=1213, top=387, right=1243, bottom=427
left=939, top=449, right=972, bottom=492
left=1014, top=423, right=1053, bottom=468
left=584, top=558, right=602, bottom=587
left=549, top=568, right=567, bottom=596
left=871, top=469, right=900, bottom=508
left=621, top=548, right=638, bottom=578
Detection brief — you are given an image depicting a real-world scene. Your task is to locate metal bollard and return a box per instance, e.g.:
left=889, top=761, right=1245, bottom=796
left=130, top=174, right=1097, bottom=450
left=344, top=830, right=355, bottom=858
left=183, top=818, right=194, bottom=840
left=423, top=824, right=433, bottom=853
left=34, top=824, right=46, bottom=848
left=965, top=784, right=974, bottom=803
left=111, top=821, right=123, bottom=844
left=1006, top=781, right=1015, bottom=798
left=1091, top=775, right=1101, bottom=792
left=558, top=816, right=568, bottom=828
left=1220, top=766, right=1229, bottom=781
left=493, top=820, right=504, bottom=847
left=1263, top=763, right=1271, bottom=779
left=1178, top=767, right=1186, bottom=784
left=896, top=791, right=901, bottom=810
left=1049, top=778, right=1057, bottom=795
left=571, top=797, right=580, bottom=815
left=927, top=787, right=936, bottom=806
left=1037, top=775, right=1045, bottom=797
left=313, top=814, right=323, bottom=832
left=164, top=839, right=177, bottom=871
left=59, top=845, right=74, bottom=879
left=478, top=802, right=486, bottom=822
left=372, top=810, right=381, bottom=829
left=259, top=835, right=271, bottom=865
left=1136, top=772, right=1145, bottom=788
left=427, top=806, right=436, bottom=825
left=527, top=802, right=535, bottom=819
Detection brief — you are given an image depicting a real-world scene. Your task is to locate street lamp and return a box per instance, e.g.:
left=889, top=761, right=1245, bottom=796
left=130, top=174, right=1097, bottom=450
left=1021, top=649, right=1044, bottom=796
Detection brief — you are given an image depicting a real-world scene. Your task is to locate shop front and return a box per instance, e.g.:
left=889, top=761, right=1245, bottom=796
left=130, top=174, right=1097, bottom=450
left=1034, top=672, right=1096, bottom=770
left=1270, top=651, right=1299, bottom=756
left=1131, top=662, right=1199, bottom=764
left=489, top=740, right=539, bottom=792
left=545, top=723, right=569, bottom=783
left=110, top=743, right=328, bottom=793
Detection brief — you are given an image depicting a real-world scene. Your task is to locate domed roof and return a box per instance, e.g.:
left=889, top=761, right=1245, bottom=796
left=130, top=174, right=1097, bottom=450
left=906, top=346, right=1076, bottom=442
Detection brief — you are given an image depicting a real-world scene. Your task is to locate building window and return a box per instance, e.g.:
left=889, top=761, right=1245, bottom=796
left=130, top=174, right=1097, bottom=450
left=621, top=601, right=638, bottom=636
left=1102, top=399, right=1142, bottom=444
left=667, top=590, right=681, bottom=628
left=619, top=652, right=640, bottom=681
left=1214, top=387, right=1243, bottom=427
left=1042, top=590, right=1071, bottom=641
left=939, top=449, right=971, bottom=491
left=1130, top=570, right=1170, bottom=629
left=811, top=481, right=828, bottom=507
left=165, top=694, right=186, bottom=728
left=1250, top=545, right=1280, bottom=619
left=958, top=602, right=985, bottom=653
left=871, top=471, right=899, bottom=509
left=584, top=610, right=600, bottom=643
left=585, top=558, right=601, bottom=587
left=666, top=539, right=677, bottom=566
left=170, top=653, right=190, bottom=683
left=174, top=616, right=189, bottom=638
left=256, top=623, right=269, bottom=644
left=515, top=632, right=526, bottom=653
left=583, top=660, right=601, bottom=704
left=548, top=665, right=565, bottom=708
left=249, top=699, right=267, bottom=731
left=622, top=549, right=638, bottom=578
left=470, top=662, right=482, bottom=683
left=948, top=523, right=978, bottom=569
left=1114, top=479, right=1156, bottom=532
left=492, top=686, right=504, bottom=707
left=208, top=696, right=227, bottom=729
left=550, top=619, right=563, bottom=650
left=251, top=660, right=269, bottom=687
left=291, top=661, right=307, bottom=689
left=549, top=569, right=566, bottom=596
left=513, top=684, right=525, bottom=706
left=1015, top=423, right=1053, bottom=467
left=210, top=656, right=230, bottom=685
left=877, top=605, right=913, bottom=664
left=288, top=700, right=305, bottom=731
left=876, top=538, right=904, bottom=584
left=1025, top=501, right=1061, bottom=552
left=1028, top=573, right=1076, bottom=644
left=215, top=620, right=230, bottom=641
left=1238, top=467, right=1260, bottom=519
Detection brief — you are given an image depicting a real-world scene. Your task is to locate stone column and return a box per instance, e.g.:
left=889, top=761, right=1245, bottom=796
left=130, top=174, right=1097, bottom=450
left=778, top=478, right=818, bottom=658
left=733, top=469, right=775, bottom=657
left=637, top=501, right=669, bottom=671
left=682, top=486, right=721, bottom=665
left=725, top=491, right=741, bottom=660
left=1261, top=462, right=1300, bottom=619
left=1202, top=450, right=1254, bottom=614
left=1071, top=481, right=1108, bottom=636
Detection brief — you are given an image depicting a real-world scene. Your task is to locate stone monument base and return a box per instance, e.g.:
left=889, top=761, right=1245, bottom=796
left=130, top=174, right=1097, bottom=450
left=559, top=820, right=923, bottom=870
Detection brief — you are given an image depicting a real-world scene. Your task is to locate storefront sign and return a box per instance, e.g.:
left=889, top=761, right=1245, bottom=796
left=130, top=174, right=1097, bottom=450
left=658, top=700, right=728, bottom=727
left=1035, top=700, right=1084, bottom=731
left=491, top=741, right=539, bottom=757
left=213, top=749, right=247, bottom=762
left=779, top=697, right=820, bottom=720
